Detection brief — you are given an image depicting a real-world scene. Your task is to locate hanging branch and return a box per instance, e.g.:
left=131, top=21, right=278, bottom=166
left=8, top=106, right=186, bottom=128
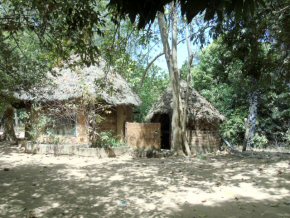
left=139, top=52, right=164, bottom=88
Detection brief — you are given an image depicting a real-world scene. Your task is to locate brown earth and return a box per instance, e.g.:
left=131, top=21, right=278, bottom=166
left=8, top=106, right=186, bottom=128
left=0, top=143, right=290, bottom=218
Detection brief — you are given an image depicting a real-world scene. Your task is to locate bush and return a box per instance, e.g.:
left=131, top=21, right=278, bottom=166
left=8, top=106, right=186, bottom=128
left=221, top=109, right=247, bottom=145
left=93, top=131, right=126, bottom=148
left=253, top=133, right=269, bottom=148
left=29, top=114, right=52, bottom=143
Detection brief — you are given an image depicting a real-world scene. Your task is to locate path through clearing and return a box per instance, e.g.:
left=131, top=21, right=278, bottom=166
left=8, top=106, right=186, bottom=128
left=0, top=144, right=290, bottom=217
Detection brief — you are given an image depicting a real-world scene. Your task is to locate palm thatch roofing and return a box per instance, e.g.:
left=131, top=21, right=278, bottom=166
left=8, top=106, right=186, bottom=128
left=15, top=60, right=141, bottom=107
left=146, top=81, right=225, bottom=123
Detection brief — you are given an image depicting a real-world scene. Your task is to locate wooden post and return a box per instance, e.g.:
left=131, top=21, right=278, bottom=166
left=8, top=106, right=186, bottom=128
left=76, top=109, right=89, bottom=144
left=116, top=106, right=128, bottom=141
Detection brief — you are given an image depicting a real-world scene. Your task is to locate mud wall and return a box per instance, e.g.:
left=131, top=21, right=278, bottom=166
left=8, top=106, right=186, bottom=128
left=76, top=110, right=89, bottom=144
left=125, top=122, right=161, bottom=150
left=187, top=130, right=222, bottom=153
left=98, top=108, right=117, bottom=134
left=117, top=106, right=133, bottom=141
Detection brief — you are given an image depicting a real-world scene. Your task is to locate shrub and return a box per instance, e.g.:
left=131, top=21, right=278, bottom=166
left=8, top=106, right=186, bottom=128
left=253, top=133, right=268, bottom=148
left=220, top=109, right=247, bottom=145
left=93, top=131, right=126, bottom=148
left=29, top=114, right=51, bottom=143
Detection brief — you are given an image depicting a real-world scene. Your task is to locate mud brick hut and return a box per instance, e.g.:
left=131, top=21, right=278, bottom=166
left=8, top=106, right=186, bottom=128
left=146, top=82, right=225, bottom=153
left=14, top=60, right=141, bottom=145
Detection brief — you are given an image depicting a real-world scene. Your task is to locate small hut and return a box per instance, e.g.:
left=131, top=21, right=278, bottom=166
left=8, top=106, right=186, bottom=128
left=146, top=82, right=225, bottom=153
left=14, top=60, right=141, bottom=145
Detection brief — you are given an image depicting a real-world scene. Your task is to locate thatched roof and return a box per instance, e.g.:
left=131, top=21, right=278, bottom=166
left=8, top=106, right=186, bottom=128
left=15, top=60, right=141, bottom=107
left=146, top=81, right=225, bottom=123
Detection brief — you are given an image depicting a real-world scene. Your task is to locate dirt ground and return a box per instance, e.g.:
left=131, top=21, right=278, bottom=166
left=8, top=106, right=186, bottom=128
left=0, top=143, right=290, bottom=218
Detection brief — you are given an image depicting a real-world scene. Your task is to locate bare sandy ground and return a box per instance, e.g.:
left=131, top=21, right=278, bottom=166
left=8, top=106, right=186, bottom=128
left=0, top=143, right=290, bottom=218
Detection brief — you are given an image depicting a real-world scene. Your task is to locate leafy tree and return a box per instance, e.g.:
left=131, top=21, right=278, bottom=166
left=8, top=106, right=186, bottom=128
left=0, top=31, right=55, bottom=141
left=218, top=1, right=289, bottom=150
left=0, top=0, right=111, bottom=65
left=0, top=0, right=108, bottom=139
left=192, top=37, right=289, bottom=148
left=135, top=67, right=169, bottom=122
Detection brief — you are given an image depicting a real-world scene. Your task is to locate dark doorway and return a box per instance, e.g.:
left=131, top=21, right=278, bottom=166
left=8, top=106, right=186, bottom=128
left=152, top=113, right=171, bottom=150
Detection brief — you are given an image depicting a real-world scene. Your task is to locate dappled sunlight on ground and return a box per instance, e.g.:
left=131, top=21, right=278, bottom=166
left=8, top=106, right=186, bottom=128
left=0, top=143, right=290, bottom=217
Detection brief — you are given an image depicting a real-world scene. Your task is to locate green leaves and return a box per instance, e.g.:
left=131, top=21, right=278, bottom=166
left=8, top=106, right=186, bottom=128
left=221, top=110, right=247, bottom=143
left=193, top=11, right=290, bottom=146
left=0, top=31, right=51, bottom=97
left=0, top=0, right=109, bottom=65
left=108, top=0, right=264, bottom=29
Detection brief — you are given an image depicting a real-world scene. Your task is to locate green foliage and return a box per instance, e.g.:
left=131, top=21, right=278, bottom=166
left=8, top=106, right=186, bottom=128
left=29, top=114, right=52, bottom=143
left=93, top=131, right=126, bottom=148
left=0, top=31, right=56, bottom=110
left=93, top=14, right=169, bottom=122
left=0, top=0, right=114, bottom=106
left=135, top=69, right=169, bottom=121
left=193, top=30, right=289, bottom=146
left=21, top=107, right=63, bottom=144
left=253, top=133, right=269, bottom=148
left=0, top=0, right=110, bottom=65
left=18, top=110, right=30, bottom=124
left=95, top=18, right=155, bottom=79
left=221, top=110, right=247, bottom=144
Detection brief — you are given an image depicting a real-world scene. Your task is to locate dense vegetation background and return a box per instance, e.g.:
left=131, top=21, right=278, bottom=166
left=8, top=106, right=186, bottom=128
left=0, top=0, right=289, bottom=148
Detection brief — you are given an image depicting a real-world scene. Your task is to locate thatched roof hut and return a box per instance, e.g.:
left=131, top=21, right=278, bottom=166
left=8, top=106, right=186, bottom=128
left=15, top=60, right=141, bottom=106
left=146, top=82, right=224, bottom=123
left=14, top=60, right=141, bottom=145
left=146, top=81, right=225, bottom=153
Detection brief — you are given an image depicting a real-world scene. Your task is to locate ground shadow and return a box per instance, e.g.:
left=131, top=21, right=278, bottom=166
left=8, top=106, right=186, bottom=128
left=0, top=147, right=290, bottom=217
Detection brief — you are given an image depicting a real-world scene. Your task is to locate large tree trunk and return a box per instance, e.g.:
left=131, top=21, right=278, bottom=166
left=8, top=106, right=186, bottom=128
left=243, top=90, right=258, bottom=151
left=158, top=8, right=183, bottom=154
left=3, top=105, right=17, bottom=142
left=180, top=24, right=194, bottom=156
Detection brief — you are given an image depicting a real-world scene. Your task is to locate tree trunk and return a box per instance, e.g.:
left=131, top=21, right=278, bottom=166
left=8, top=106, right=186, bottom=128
left=157, top=8, right=183, bottom=154
left=243, top=90, right=258, bottom=151
left=180, top=24, right=194, bottom=156
left=3, top=105, right=17, bottom=142
left=24, top=105, right=32, bottom=140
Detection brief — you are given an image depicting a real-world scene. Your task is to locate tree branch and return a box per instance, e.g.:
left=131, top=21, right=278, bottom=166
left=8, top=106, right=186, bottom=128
left=139, top=52, right=164, bottom=88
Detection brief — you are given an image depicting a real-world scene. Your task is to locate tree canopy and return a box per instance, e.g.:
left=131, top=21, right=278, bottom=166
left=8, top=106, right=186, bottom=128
left=108, top=0, right=264, bottom=28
